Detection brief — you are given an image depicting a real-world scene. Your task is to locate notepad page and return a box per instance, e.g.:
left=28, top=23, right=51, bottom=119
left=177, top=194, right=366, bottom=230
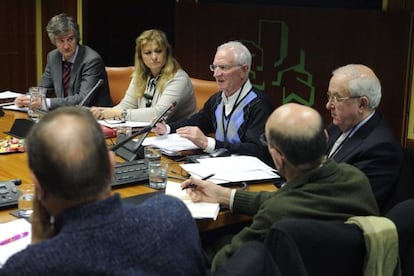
left=0, top=218, right=32, bottom=267
left=165, top=181, right=220, bottom=220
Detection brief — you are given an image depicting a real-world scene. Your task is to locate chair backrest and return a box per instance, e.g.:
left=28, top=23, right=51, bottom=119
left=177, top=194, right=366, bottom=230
left=105, top=66, right=134, bottom=105
left=382, top=147, right=414, bottom=214
left=265, top=218, right=365, bottom=276
left=190, top=78, right=217, bottom=111
left=385, top=199, right=414, bottom=276
left=214, top=240, right=282, bottom=276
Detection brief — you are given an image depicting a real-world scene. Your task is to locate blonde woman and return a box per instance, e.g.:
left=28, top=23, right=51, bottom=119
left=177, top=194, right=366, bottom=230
left=91, top=29, right=196, bottom=122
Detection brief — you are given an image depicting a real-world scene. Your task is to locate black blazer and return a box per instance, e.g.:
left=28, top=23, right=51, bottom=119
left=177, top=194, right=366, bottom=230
left=326, top=112, right=403, bottom=210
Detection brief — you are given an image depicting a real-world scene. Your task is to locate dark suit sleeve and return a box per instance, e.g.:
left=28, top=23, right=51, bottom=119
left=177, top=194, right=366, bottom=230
left=347, top=139, right=403, bottom=209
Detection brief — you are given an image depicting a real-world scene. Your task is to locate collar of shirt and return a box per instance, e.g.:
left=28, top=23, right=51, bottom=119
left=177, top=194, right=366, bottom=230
left=221, top=79, right=252, bottom=116
left=62, top=45, right=79, bottom=64
left=348, top=110, right=376, bottom=138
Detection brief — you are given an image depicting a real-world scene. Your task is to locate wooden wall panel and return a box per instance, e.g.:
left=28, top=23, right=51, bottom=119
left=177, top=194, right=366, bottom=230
left=41, top=0, right=78, bottom=70
left=0, top=0, right=36, bottom=93
left=83, top=0, right=175, bottom=67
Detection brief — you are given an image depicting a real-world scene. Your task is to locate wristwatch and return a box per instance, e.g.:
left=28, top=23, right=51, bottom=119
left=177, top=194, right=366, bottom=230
left=120, top=109, right=127, bottom=121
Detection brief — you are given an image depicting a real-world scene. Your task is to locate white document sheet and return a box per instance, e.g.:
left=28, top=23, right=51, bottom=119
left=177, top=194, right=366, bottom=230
left=142, top=133, right=199, bottom=153
left=165, top=181, right=220, bottom=220
left=2, top=104, right=27, bottom=112
left=0, top=91, right=22, bottom=99
left=180, top=155, right=280, bottom=184
left=0, top=218, right=32, bottom=267
left=98, top=120, right=150, bottom=129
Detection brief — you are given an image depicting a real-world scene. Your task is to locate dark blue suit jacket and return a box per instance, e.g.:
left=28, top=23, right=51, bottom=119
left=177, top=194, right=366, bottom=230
left=326, top=112, right=403, bottom=210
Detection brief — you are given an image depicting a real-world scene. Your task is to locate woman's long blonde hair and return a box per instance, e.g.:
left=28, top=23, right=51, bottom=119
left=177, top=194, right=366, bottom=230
left=133, top=29, right=181, bottom=97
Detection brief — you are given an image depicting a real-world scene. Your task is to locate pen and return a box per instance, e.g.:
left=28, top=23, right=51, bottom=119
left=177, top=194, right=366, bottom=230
left=0, top=231, right=29, bottom=246
left=182, top=173, right=215, bottom=190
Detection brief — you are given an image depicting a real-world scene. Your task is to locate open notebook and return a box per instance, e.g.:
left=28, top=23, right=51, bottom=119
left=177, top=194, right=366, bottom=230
left=165, top=181, right=220, bottom=220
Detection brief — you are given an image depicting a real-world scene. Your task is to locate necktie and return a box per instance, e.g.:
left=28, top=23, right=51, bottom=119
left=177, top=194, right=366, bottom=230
left=62, top=61, right=72, bottom=97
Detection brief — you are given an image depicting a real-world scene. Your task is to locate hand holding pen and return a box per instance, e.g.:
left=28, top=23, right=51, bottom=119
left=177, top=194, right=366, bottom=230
left=181, top=174, right=232, bottom=207
left=181, top=173, right=215, bottom=190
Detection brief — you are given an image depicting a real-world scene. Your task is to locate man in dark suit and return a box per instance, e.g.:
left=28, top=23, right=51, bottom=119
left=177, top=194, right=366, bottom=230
left=325, top=64, right=403, bottom=211
left=14, top=13, right=111, bottom=109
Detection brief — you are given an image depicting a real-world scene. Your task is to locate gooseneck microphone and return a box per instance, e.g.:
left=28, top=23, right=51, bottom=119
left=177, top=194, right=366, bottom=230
left=78, top=79, right=104, bottom=107
left=110, top=101, right=177, bottom=152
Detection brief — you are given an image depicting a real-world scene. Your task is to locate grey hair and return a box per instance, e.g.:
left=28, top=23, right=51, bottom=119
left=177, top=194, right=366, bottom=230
left=217, top=41, right=251, bottom=74
left=332, top=64, right=381, bottom=109
left=46, top=13, right=81, bottom=45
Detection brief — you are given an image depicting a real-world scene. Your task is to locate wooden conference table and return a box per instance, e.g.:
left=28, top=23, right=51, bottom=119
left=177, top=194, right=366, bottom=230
left=0, top=109, right=277, bottom=232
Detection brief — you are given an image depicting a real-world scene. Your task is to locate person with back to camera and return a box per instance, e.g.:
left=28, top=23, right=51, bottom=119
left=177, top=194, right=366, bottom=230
left=90, top=29, right=197, bottom=123
left=152, top=41, right=273, bottom=165
left=0, top=106, right=206, bottom=275
left=14, top=13, right=111, bottom=109
left=180, top=103, right=379, bottom=272
left=325, top=64, right=403, bottom=211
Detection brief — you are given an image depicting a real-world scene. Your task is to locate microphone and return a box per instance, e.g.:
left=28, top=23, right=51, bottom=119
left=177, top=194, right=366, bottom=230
left=143, top=101, right=177, bottom=132
left=110, top=101, right=176, bottom=153
left=77, top=79, right=104, bottom=107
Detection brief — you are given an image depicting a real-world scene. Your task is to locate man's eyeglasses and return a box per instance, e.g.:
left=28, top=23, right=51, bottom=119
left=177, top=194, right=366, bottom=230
left=326, top=93, right=360, bottom=104
left=209, top=64, right=242, bottom=72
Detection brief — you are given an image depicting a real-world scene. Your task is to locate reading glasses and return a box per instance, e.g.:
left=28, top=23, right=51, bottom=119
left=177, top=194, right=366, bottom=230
left=209, top=64, right=242, bottom=72
left=326, top=93, right=360, bottom=104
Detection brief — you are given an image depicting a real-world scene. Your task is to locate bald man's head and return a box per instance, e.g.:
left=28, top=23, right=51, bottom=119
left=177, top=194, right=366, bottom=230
left=265, top=103, right=326, bottom=167
left=26, top=106, right=111, bottom=201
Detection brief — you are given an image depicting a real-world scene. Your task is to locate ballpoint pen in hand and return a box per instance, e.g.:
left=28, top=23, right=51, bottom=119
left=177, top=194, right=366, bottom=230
left=182, top=173, right=215, bottom=190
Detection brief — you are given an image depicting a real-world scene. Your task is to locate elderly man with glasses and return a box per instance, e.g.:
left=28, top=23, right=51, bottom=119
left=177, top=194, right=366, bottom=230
left=153, top=41, right=274, bottom=165
left=325, top=64, right=403, bottom=212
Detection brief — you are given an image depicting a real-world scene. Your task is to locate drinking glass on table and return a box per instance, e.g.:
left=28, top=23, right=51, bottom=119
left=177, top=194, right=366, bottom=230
left=149, top=161, right=168, bottom=189
left=144, top=146, right=161, bottom=167
left=27, top=87, right=48, bottom=122
left=18, top=185, right=34, bottom=219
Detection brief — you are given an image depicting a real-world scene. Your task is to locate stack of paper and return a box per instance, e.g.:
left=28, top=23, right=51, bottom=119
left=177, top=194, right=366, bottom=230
left=98, top=120, right=150, bottom=130
left=165, top=181, right=220, bottom=220
left=1, top=104, right=27, bottom=112
left=0, top=91, right=22, bottom=100
left=0, top=91, right=26, bottom=111
left=142, top=133, right=199, bottom=156
left=180, top=155, right=280, bottom=184
left=0, top=218, right=32, bottom=267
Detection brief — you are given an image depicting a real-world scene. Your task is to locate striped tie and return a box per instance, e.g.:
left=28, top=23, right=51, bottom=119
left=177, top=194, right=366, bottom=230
left=62, top=61, right=72, bottom=97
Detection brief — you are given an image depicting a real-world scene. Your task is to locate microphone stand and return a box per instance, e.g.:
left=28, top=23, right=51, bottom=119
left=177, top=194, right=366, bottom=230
left=110, top=101, right=176, bottom=161
left=110, top=125, right=151, bottom=152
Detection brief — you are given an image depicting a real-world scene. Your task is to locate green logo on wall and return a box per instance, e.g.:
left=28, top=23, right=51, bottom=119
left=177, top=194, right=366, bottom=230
left=241, top=19, right=315, bottom=106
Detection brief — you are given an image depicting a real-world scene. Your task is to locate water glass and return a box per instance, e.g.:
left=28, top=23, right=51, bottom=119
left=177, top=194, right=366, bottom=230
left=18, top=186, right=34, bottom=219
left=28, top=87, right=48, bottom=122
left=116, top=125, right=132, bottom=138
left=144, top=146, right=161, bottom=166
left=148, top=162, right=168, bottom=189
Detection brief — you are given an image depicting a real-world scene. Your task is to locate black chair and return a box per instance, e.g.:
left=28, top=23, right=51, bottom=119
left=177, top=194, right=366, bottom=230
left=382, top=147, right=414, bottom=214
left=212, top=240, right=282, bottom=276
left=265, top=219, right=366, bottom=276
left=385, top=199, right=414, bottom=276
